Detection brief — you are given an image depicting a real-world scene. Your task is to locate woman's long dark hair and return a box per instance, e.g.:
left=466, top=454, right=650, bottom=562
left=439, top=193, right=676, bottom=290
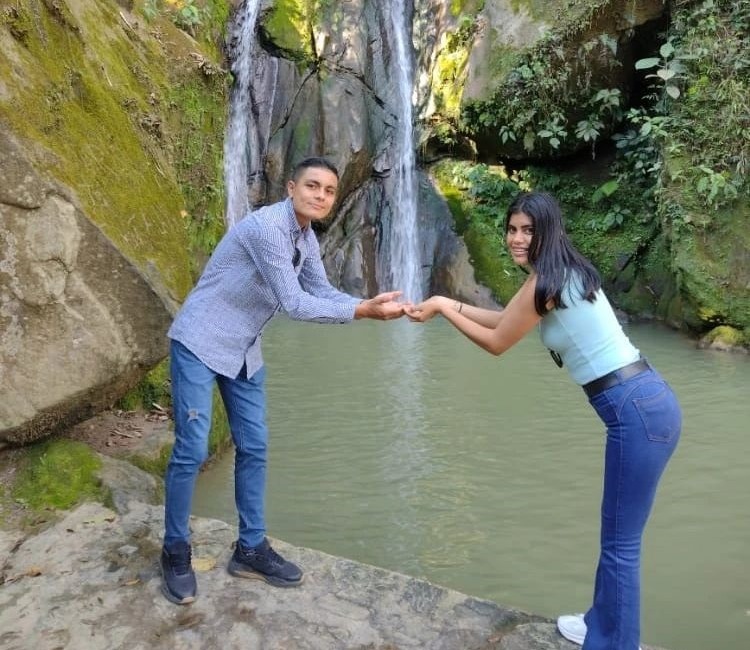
left=505, top=191, right=600, bottom=316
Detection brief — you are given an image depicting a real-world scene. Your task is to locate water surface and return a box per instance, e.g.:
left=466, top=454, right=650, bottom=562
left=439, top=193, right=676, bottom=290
left=194, top=318, right=750, bottom=650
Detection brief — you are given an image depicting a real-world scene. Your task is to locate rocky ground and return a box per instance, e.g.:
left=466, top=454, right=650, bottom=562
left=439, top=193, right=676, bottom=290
left=0, top=412, right=670, bottom=650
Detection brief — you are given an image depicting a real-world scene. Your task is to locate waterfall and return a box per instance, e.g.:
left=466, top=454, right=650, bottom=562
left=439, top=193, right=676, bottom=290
left=223, top=0, right=262, bottom=229
left=385, top=2, right=423, bottom=303
left=222, top=0, right=424, bottom=300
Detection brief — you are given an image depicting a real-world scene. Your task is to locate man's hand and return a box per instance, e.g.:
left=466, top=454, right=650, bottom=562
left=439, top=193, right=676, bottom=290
left=354, top=291, right=405, bottom=320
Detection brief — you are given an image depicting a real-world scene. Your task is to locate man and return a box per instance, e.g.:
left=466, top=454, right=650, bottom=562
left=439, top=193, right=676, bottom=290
left=160, top=157, right=404, bottom=604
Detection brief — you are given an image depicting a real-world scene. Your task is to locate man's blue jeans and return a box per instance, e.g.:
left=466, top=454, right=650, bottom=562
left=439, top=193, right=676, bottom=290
left=583, top=367, right=681, bottom=650
left=164, top=340, right=268, bottom=549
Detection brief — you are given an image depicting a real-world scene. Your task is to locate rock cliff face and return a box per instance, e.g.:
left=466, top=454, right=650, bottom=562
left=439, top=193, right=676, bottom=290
left=234, top=0, right=476, bottom=299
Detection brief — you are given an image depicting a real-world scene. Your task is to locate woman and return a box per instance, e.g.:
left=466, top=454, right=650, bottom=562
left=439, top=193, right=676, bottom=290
left=405, top=191, right=680, bottom=650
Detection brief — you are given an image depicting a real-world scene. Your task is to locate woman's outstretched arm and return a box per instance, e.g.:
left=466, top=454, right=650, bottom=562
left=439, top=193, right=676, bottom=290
left=405, top=277, right=542, bottom=356
left=448, top=301, right=505, bottom=328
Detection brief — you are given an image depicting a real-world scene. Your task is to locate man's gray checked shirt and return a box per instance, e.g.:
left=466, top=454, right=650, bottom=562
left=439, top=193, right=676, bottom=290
left=168, top=198, right=360, bottom=379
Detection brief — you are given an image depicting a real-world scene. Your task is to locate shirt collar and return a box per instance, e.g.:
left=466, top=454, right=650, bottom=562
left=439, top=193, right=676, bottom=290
left=282, top=197, right=306, bottom=238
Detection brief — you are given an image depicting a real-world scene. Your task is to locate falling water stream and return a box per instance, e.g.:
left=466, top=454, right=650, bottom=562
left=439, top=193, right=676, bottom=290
left=223, top=0, right=262, bottom=228
left=223, top=1, right=423, bottom=299
left=383, top=2, right=423, bottom=302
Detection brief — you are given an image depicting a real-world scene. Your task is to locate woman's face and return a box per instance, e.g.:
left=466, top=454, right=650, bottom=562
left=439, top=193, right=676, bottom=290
left=506, top=211, right=534, bottom=266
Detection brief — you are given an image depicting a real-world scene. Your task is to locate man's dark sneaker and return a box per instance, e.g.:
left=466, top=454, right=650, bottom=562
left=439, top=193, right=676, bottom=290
left=160, top=541, right=197, bottom=605
left=227, top=537, right=304, bottom=587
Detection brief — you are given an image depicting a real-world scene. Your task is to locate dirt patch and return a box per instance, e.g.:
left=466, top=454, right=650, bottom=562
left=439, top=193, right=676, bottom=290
left=64, top=406, right=173, bottom=457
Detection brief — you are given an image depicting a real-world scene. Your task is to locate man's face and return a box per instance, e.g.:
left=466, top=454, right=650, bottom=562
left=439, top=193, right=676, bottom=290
left=287, top=166, right=339, bottom=227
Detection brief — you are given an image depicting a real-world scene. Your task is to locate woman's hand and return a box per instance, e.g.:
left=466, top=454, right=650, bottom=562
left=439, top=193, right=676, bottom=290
left=404, top=296, right=450, bottom=322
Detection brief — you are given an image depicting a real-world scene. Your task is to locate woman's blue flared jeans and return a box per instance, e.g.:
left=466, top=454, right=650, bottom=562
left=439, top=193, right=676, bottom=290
left=583, top=366, right=681, bottom=650
left=164, top=340, right=268, bottom=549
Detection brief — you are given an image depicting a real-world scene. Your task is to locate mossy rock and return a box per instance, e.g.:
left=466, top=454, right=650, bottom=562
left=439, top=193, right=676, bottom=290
left=668, top=197, right=750, bottom=335
left=0, top=0, right=230, bottom=301
left=259, top=0, right=338, bottom=64
left=11, top=439, right=111, bottom=514
left=698, top=325, right=749, bottom=353
left=430, top=159, right=525, bottom=303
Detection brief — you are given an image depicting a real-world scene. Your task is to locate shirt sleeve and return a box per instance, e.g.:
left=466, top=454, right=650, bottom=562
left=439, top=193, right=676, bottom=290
left=238, top=221, right=357, bottom=323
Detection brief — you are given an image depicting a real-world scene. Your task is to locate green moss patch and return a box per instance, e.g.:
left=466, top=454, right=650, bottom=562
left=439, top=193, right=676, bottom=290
left=261, top=0, right=317, bottom=62
left=117, top=360, right=171, bottom=412
left=12, top=439, right=108, bottom=512
left=700, top=325, right=748, bottom=350
left=431, top=160, right=526, bottom=303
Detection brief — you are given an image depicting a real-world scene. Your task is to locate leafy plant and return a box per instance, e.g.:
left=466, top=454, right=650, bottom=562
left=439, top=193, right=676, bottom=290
left=537, top=116, right=567, bottom=150
left=635, top=40, right=692, bottom=108
left=696, top=166, right=738, bottom=208
left=460, top=24, right=624, bottom=156
left=167, top=0, right=203, bottom=30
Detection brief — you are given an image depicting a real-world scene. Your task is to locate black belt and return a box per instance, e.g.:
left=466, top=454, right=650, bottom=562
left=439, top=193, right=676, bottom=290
left=583, top=359, right=650, bottom=398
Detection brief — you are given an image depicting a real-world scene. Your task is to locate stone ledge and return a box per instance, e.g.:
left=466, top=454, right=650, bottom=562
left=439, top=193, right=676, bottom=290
left=0, top=457, right=671, bottom=650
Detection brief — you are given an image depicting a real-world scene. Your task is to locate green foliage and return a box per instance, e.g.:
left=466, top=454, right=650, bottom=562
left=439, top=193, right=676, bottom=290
left=144, top=0, right=209, bottom=32
left=608, top=0, right=749, bottom=223
left=461, top=0, right=625, bottom=157
left=635, top=40, right=690, bottom=106
left=141, top=1, right=229, bottom=53
left=12, top=440, right=108, bottom=511
left=663, top=0, right=749, bottom=211
left=451, top=0, right=485, bottom=17
left=569, top=0, right=750, bottom=235
left=460, top=0, right=747, bottom=233
left=432, top=160, right=525, bottom=302
left=432, top=159, right=657, bottom=305
left=117, top=361, right=171, bottom=411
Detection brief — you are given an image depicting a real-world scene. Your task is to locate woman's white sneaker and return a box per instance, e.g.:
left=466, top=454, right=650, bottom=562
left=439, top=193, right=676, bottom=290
left=557, top=614, right=586, bottom=645
left=556, top=613, right=642, bottom=649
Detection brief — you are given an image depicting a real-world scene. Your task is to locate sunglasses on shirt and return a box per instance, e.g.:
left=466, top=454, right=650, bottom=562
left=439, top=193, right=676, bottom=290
left=292, top=247, right=301, bottom=268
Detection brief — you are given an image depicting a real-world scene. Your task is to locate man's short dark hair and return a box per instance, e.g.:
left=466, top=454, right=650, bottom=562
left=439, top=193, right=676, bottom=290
left=291, top=157, right=339, bottom=181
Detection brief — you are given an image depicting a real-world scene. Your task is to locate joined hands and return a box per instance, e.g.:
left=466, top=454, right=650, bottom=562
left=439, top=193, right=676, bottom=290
left=355, top=293, right=453, bottom=323
left=404, top=296, right=447, bottom=323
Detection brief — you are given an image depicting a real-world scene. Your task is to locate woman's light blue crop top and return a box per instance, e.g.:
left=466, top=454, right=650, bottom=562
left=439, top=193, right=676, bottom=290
left=539, top=276, right=640, bottom=386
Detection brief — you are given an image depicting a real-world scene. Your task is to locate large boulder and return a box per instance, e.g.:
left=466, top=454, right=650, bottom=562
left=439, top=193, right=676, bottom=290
left=0, top=128, right=175, bottom=444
